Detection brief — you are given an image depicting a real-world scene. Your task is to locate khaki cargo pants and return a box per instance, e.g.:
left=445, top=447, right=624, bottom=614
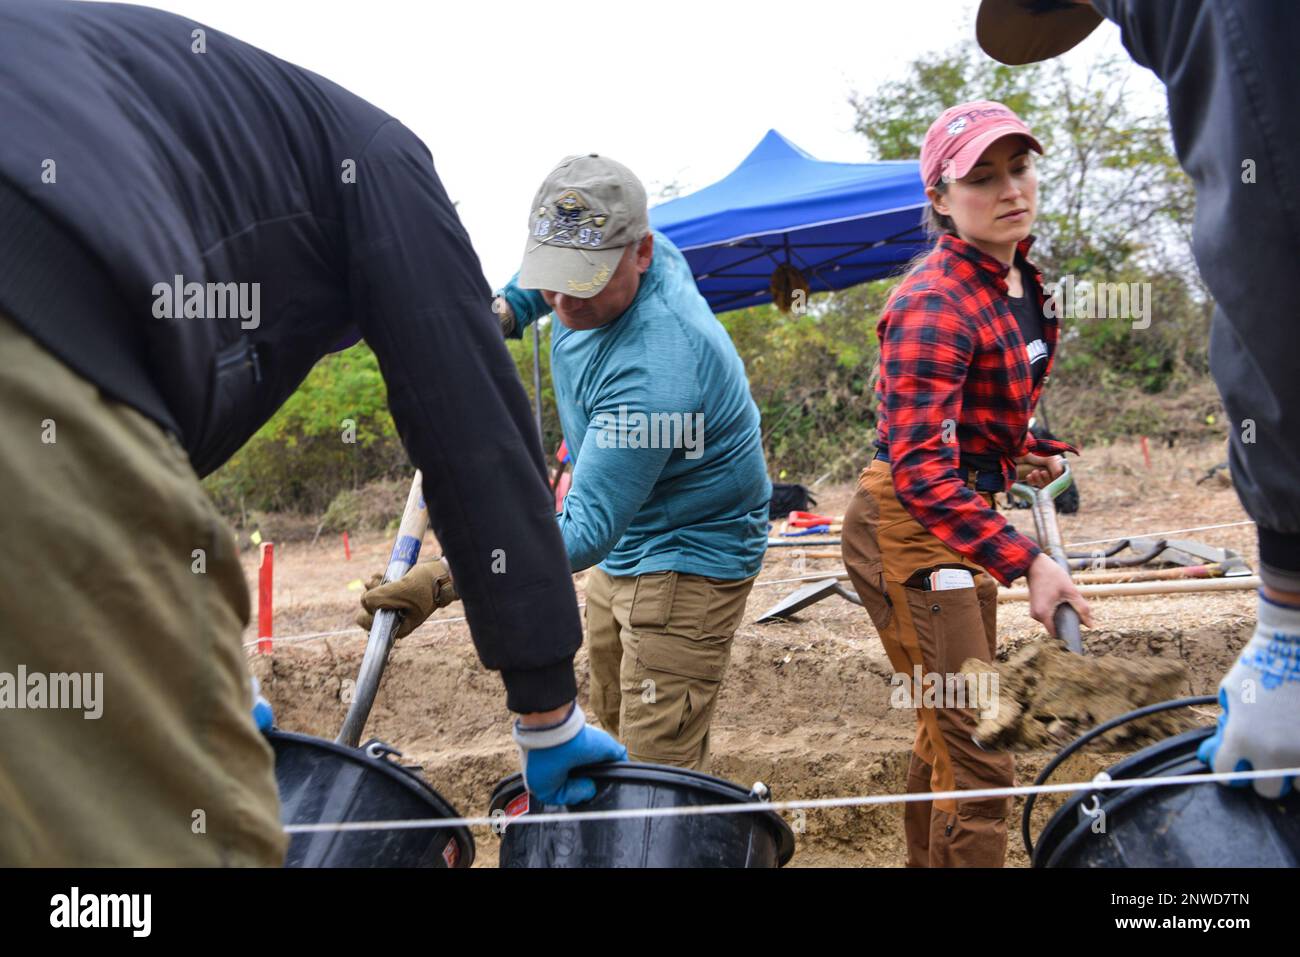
left=0, top=313, right=286, bottom=866
left=841, top=458, right=1014, bottom=868
left=585, top=568, right=755, bottom=771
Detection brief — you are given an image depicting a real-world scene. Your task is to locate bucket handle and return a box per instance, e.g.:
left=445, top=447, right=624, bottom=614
left=1021, top=694, right=1216, bottom=861
left=363, top=739, right=403, bottom=762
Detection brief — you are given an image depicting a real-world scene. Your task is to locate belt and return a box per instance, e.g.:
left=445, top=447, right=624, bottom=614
left=873, top=445, right=1006, bottom=493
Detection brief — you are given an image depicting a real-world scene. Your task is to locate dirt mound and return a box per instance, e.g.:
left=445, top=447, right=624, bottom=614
left=248, top=437, right=1256, bottom=867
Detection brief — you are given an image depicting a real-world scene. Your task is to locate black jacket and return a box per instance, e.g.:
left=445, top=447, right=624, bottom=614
left=0, top=0, right=580, bottom=712
left=1094, top=0, right=1300, bottom=577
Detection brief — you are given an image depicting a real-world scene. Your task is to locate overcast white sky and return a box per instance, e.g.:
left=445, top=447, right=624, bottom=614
left=94, top=0, right=1149, bottom=284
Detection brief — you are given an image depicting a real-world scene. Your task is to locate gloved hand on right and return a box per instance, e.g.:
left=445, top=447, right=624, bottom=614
left=514, top=701, right=627, bottom=805
left=1198, top=592, right=1300, bottom=798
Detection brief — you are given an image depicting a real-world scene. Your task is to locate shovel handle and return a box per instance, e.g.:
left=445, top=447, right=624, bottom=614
left=1012, top=465, right=1086, bottom=655
left=336, top=471, right=429, bottom=747
left=1053, top=601, right=1084, bottom=655
left=1008, top=461, right=1073, bottom=507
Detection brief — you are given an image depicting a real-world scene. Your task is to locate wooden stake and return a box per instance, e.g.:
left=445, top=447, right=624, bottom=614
left=1069, top=563, right=1230, bottom=585
left=998, top=575, right=1259, bottom=602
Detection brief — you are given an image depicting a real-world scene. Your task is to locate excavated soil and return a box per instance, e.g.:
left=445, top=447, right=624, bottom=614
left=965, top=643, right=1190, bottom=752
left=244, top=438, right=1257, bottom=867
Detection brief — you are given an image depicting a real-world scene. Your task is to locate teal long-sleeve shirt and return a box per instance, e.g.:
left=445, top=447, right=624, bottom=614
left=499, top=231, right=770, bottom=580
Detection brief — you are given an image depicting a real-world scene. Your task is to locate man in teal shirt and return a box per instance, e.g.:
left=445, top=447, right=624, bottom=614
left=492, top=154, right=770, bottom=769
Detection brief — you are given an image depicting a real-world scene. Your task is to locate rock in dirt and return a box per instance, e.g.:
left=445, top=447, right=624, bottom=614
left=962, top=643, right=1189, bottom=752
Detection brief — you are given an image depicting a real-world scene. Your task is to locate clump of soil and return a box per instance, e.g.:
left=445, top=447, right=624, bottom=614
left=965, top=642, right=1189, bottom=751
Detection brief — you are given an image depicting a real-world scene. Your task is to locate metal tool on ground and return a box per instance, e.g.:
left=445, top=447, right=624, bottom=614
left=967, top=465, right=1188, bottom=751
left=1129, top=536, right=1251, bottom=576
left=337, top=471, right=429, bottom=748
left=1066, top=539, right=1129, bottom=561
left=755, top=577, right=862, bottom=623
left=1066, top=539, right=1168, bottom=571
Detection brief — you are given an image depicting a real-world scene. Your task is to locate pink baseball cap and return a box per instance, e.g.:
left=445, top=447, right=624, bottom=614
left=919, top=100, right=1043, bottom=188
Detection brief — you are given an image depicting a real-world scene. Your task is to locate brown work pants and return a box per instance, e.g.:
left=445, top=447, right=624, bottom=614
left=841, top=459, right=1013, bottom=867
left=585, top=568, right=754, bottom=771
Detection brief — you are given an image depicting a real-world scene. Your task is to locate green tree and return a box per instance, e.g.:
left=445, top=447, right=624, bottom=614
left=203, top=342, right=408, bottom=516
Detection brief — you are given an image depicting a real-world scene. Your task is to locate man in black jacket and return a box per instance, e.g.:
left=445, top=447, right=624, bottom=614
left=977, top=0, right=1300, bottom=800
left=0, top=0, right=621, bottom=865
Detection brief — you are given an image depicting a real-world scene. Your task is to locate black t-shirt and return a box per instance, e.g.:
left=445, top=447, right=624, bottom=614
left=1006, top=264, right=1050, bottom=386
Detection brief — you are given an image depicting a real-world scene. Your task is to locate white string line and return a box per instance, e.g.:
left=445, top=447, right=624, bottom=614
left=1064, top=520, right=1254, bottom=549
left=282, top=765, right=1300, bottom=834
left=243, top=628, right=354, bottom=648
left=242, top=606, right=586, bottom=651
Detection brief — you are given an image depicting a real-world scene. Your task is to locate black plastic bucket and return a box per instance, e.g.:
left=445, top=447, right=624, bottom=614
left=1031, top=703, right=1300, bottom=867
left=268, top=729, right=474, bottom=868
left=487, top=763, right=796, bottom=868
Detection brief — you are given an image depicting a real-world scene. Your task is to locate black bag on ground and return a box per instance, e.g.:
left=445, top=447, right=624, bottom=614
left=769, top=482, right=816, bottom=520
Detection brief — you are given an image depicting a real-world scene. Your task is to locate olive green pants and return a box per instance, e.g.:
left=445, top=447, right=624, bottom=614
left=585, top=568, right=754, bottom=771
left=0, top=313, right=286, bottom=866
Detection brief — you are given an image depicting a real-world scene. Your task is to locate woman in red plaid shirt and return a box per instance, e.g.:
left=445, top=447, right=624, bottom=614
left=841, top=101, right=1093, bottom=868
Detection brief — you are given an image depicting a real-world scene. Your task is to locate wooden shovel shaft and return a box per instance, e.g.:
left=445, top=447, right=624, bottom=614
left=336, top=471, right=429, bottom=747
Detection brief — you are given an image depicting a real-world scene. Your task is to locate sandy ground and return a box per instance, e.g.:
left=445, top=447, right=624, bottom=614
left=245, top=437, right=1257, bottom=867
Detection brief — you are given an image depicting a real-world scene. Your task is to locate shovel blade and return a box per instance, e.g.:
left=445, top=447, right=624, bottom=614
left=756, top=578, right=844, bottom=623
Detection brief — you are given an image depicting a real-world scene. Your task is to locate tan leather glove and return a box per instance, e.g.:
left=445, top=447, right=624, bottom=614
left=355, top=559, right=458, bottom=640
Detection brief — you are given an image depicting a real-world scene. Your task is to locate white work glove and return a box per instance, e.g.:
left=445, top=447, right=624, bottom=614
left=1198, top=593, right=1300, bottom=798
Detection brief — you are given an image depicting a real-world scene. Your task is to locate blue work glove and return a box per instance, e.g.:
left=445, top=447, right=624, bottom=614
left=251, top=676, right=274, bottom=732
left=513, top=701, right=627, bottom=805
left=1198, top=592, right=1300, bottom=798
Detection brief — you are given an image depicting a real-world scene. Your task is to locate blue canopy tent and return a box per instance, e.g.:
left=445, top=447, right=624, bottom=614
left=650, top=130, right=930, bottom=313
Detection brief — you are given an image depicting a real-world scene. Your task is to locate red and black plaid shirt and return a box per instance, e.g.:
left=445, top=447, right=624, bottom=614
left=874, top=234, right=1075, bottom=585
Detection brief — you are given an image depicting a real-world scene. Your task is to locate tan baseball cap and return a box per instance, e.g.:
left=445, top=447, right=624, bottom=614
left=976, top=0, right=1104, bottom=66
left=517, top=154, right=649, bottom=299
